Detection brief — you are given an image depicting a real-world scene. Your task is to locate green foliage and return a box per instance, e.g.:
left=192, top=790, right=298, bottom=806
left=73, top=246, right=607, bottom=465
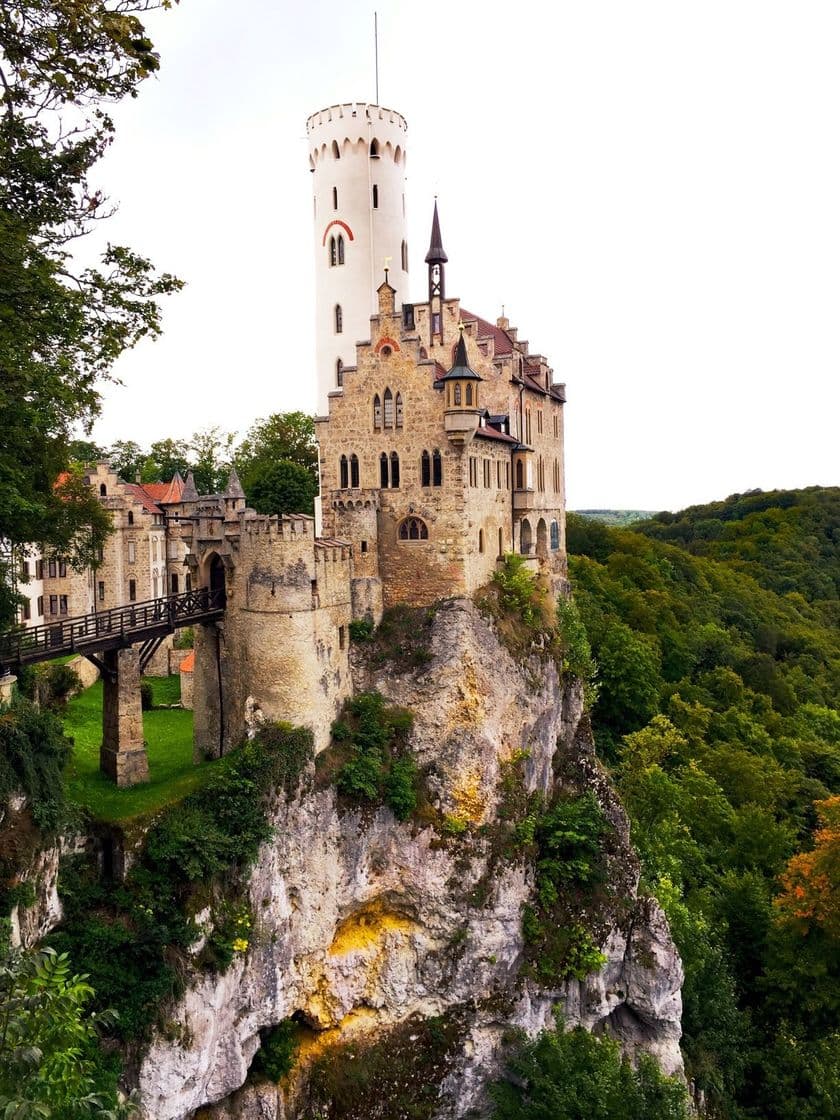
left=139, top=681, right=153, bottom=711
left=521, top=792, right=612, bottom=982
left=0, top=1, right=182, bottom=628
left=0, top=946, right=131, bottom=1119
left=556, top=596, right=598, bottom=698
left=348, top=617, right=374, bottom=642
left=362, top=603, right=440, bottom=672
left=247, top=459, right=318, bottom=517
left=491, top=1019, right=690, bottom=1119
left=331, top=692, right=417, bottom=820
left=236, top=411, right=318, bottom=485
left=567, top=491, right=840, bottom=1115
left=52, top=722, right=313, bottom=1040
left=0, top=699, right=70, bottom=832
left=493, top=552, right=545, bottom=625
left=173, top=627, right=194, bottom=650
left=252, top=1019, right=300, bottom=1082
left=38, top=662, right=82, bottom=709
left=306, top=1012, right=464, bottom=1119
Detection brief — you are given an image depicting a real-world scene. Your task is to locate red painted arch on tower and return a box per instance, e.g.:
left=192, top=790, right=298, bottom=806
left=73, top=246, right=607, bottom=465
left=321, top=219, right=355, bottom=246
left=375, top=336, right=401, bottom=354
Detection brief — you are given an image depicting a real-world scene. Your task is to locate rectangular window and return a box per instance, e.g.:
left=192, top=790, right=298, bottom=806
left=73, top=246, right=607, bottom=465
left=19, top=559, right=29, bottom=578
left=483, top=460, right=491, bottom=488
left=129, top=579, right=136, bottom=602
left=469, top=457, right=477, bottom=487
left=506, top=463, right=510, bottom=489
left=59, top=595, right=68, bottom=616
left=22, top=600, right=31, bottom=621
left=48, top=559, right=57, bottom=578
left=49, top=595, right=57, bottom=615
left=58, top=559, right=67, bottom=578
left=361, top=540, right=368, bottom=554
left=37, top=595, right=44, bottom=616
left=538, top=410, right=543, bottom=434
left=35, top=559, right=43, bottom=580
left=98, top=581, right=105, bottom=602
left=553, top=414, right=559, bottom=438
left=496, top=462, right=501, bottom=488
left=339, top=625, right=346, bottom=650
left=128, top=541, right=136, bottom=563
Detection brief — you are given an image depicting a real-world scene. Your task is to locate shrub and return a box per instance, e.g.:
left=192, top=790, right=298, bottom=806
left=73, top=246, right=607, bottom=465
left=556, top=597, right=598, bottom=701
left=140, top=681, right=153, bottom=711
left=330, top=692, right=418, bottom=820
left=349, top=618, right=374, bottom=642
left=252, top=1019, right=300, bottom=1082
left=491, top=1018, right=690, bottom=1119
left=174, top=627, right=194, bottom=650
left=38, top=662, right=80, bottom=709
left=0, top=699, right=71, bottom=833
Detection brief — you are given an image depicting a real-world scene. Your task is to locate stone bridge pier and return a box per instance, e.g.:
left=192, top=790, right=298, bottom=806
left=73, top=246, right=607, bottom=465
left=99, top=648, right=150, bottom=787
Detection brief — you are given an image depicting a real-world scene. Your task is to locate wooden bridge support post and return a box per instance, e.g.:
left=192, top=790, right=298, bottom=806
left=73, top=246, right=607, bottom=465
left=100, top=648, right=149, bottom=787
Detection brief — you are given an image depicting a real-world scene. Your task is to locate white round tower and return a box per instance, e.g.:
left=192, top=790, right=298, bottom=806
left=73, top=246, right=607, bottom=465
left=307, top=102, right=409, bottom=414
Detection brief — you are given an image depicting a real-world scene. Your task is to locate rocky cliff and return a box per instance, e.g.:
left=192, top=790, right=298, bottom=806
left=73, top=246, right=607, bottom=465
left=135, top=600, right=683, bottom=1119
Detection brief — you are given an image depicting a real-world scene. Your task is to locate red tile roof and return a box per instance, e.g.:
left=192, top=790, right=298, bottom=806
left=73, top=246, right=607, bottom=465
left=474, top=426, right=518, bottom=444
left=123, top=483, right=163, bottom=515
left=143, top=476, right=185, bottom=504
left=459, top=309, right=514, bottom=356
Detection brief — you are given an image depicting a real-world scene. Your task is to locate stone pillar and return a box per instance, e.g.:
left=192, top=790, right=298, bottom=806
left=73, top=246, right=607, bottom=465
left=0, top=674, right=16, bottom=707
left=100, top=648, right=149, bottom=787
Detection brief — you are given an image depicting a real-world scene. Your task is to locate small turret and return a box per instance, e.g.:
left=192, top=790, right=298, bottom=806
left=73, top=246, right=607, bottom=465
left=438, top=326, right=482, bottom=443
left=181, top=471, right=198, bottom=502
left=426, top=200, right=447, bottom=344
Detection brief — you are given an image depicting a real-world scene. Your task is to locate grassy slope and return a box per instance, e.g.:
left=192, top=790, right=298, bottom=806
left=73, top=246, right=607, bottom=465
left=62, top=676, right=220, bottom=823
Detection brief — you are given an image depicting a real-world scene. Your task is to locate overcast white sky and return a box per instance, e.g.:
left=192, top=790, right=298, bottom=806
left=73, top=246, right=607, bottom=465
left=87, top=0, right=840, bottom=511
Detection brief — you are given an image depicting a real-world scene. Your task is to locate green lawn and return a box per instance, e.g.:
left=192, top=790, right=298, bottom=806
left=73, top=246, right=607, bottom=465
left=63, top=676, right=220, bottom=824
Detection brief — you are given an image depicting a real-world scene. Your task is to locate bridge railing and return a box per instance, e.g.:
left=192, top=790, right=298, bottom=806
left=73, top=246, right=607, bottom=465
left=0, top=587, right=226, bottom=670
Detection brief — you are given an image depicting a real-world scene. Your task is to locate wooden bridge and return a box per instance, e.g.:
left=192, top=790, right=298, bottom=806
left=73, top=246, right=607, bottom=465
left=0, top=588, right=226, bottom=677
left=0, top=588, right=226, bottom=788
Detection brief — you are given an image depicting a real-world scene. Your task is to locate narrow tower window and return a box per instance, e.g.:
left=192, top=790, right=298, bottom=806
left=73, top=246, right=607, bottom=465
left=336, top=358, right=344, bottom=387
left=379, top=452, right=389, bottom=488
left=370, top=139, right=379, bottom=157
left=329, top=236, right=337, bottom=266
left=350, top=454, right=360, bottom=488
left=401, top=240, right=408, bottom=271
left=421, top=450, right=430, bottom=487
left=337, top=234, right=345, bottom=264
left=454, top=384, right=462, bottom=405
left=334, top=304, right=343, bottom=333
left=395, top=392, right=403, bottom=428
left=373, top=394, right=382, bottom=429
left=465, top=384, right=473, bottom=406
left=478, top=529, right=485, bottom=554
left=339, top=455, right=348, bottom=489
left=332, top=186, right=338, bottom=209
left=383, top=387, right=394, bottom=428
left=432, top=449, right=442, bottom=486
left=372, top=184, right=379, bottom=208
left=390, top=451, right=400, bottom=488
left=332, top=140, right=340, bottom=159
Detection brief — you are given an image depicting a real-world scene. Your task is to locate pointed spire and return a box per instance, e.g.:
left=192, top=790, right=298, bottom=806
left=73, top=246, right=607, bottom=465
left=181, top=471, right=198, bottom=501
left=439, top=324, right=482, bottom=383
left=453, top=327, right=469, bottom=370
left=425, top=199, right=448, bottom=264
left=225, top=466, right=245, bottom=499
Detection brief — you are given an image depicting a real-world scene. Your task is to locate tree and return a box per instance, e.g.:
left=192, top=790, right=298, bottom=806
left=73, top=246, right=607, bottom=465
left=145, top=437, right=190, bottom=482
left=188, top=427, right=236, bottom=494
left=0, top=946, right=131, bottom=1118
left=236, top=411, right=318, bottom=487
left=775, top=796, right=840, bottom=939
left=0, top=1, right=182, bottom=628
left=248, top=460, right=318, bottom=517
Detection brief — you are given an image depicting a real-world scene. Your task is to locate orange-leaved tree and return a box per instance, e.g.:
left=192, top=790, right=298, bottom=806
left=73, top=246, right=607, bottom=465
left=775, top=796, right=840, bottom=938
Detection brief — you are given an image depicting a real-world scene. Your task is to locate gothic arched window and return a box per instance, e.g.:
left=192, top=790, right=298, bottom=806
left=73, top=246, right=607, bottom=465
left=398, top=517, right=428, bottom=541
left=370, top=139, right=379, bottom=157
left=332, top=140, right=340, bottom=159
left=465, top=384, right=473, bottom=406
left=454, top=384, right=462, bottom=405
left=515, top=459, right=524, bottom=490
left=390, top=451, right=400, bottom=488
left=373, top=394, right=382, bottom=429
left=336, top=358, right=344, bottom=387
left=379, top=452, right=389, bottom=488
left=337, top=234, right=345, bottom=265
left=334, top=304, right=343, bottom=333
left=350, top=454, right=360, bottom=488
left=383, top=387, right=394, bottom=428
left=395, top=392, right=403, bottom=428
left=99, top=484, right=107, bottom=496
left=329, top=236, right=337, bottom=266
left=550, top=520, right=560, bottom=550
left=421, top=450, right=430, bottom=487
left=340, top=455, right=349, bottom=489
left=432, top=449, right=443, bottom=487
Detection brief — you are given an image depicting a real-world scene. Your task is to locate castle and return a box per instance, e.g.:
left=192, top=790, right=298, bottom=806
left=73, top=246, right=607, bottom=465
left=5, top=102, right=569, bottom=780
left=184, top=102, right=569, bottom=762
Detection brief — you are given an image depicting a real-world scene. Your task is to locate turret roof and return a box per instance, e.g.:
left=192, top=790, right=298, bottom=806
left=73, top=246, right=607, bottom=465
left=425, top=200, right=448, bottom=265
left=437, top=329, right=482, bottom=383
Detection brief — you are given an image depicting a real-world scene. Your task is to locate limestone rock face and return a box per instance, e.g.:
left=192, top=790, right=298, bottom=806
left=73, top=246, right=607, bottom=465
left=137, top=600, right=683, bottom=1119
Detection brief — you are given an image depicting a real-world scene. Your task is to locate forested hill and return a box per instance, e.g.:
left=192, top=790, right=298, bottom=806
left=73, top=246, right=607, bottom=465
left=633, top=487, right=840, bottom=608
left=566, top=493, right=840, bottom=1120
